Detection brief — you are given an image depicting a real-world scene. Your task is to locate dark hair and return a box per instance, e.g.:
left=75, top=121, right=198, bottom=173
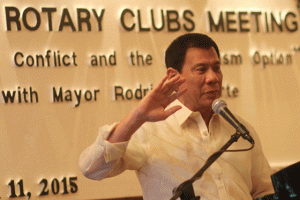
left=165, top=33, right=220, bottom=73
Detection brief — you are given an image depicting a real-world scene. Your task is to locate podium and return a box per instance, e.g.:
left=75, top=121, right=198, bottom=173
left=256, top=161, right=300, bottom=200
left=271, top=161, right=300, bottom=199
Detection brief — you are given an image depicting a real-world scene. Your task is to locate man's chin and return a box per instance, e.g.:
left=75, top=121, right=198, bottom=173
left=202, top=95, right=220, bottom=107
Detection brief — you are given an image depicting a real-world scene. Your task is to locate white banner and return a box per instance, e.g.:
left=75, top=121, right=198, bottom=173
left=0, top=0, right=299, bottom=199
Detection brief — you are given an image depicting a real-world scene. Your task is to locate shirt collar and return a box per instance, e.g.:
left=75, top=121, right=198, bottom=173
left=168, top=99, right=218, bottom=126
left=168, top=100, right=197, bottom=126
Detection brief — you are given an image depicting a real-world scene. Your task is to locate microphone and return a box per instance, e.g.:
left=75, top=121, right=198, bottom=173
left=212, top=99, right=255, bottom=144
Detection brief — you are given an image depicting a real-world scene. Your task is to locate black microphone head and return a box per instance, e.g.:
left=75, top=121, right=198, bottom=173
left=212, top=99, right=227, bottom=114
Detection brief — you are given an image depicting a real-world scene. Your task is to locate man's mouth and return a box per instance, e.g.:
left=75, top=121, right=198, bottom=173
left=205, top=90, right=219, bottom=94
left=203, top=90, right=220, bottom=98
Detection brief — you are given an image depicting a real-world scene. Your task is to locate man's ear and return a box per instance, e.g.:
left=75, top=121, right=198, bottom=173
left=167, top=68, right=179, bottom=79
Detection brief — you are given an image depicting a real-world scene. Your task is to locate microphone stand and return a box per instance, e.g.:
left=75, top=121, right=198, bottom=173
left=170, top=131, right=244, bottom=200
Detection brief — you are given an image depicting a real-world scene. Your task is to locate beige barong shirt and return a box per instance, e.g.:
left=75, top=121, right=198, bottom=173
left=79, top=100, right=274, bottom=200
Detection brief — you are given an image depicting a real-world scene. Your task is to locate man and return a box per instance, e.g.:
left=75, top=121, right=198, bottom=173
left=79, top=33, right=275, bottom=200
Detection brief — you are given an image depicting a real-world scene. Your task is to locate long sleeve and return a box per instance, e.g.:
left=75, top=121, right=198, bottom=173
left=79, top=122, right=148, bottom=181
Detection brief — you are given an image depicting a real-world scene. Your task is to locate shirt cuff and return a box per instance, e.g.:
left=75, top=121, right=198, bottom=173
left=98, top=122, right=129, bottom=163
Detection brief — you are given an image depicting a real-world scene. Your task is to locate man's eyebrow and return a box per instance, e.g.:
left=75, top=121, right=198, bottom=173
left=213, top=60, right=221, bottom=65
left=193, top=60, right=220, bottom=67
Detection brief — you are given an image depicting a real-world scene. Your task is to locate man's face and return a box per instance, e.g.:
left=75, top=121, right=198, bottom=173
left=178, top=47, right=223, bottom=112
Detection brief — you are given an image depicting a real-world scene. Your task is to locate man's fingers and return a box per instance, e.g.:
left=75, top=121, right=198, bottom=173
left=161, top=76, right=185, bottom=96
left=155, top=75, right=169, bottom=90
left=160, top=75, right=180, bottom=93
left=164, top=105, right=182, bottom=118
left=151, top=75, right=186, bottom=100
left=167, top=88, right=187, bottom=103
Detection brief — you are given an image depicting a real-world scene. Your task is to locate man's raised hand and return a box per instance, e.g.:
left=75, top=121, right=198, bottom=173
left=107, top=74, right=186, bottom=143
left=134, top=74, right=186, bottom=123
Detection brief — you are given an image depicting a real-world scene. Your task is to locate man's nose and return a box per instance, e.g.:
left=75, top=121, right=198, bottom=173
left=205, top=68, right=219, bottom=84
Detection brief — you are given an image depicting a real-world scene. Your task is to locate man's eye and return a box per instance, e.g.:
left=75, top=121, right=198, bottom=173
left=214, top=66, right=220, bottom=71
left=195, top=67, right=205, bottom=71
